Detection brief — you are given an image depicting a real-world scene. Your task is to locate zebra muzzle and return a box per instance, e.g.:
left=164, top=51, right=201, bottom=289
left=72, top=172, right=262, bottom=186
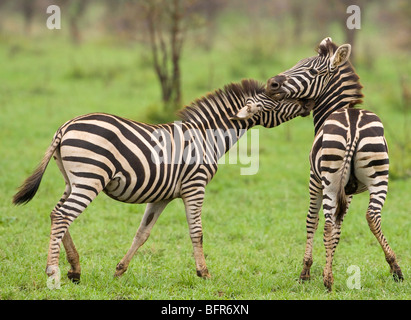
left=230, top=103, right=261, bottom=120
left=301, top=99, right=315, bottom=117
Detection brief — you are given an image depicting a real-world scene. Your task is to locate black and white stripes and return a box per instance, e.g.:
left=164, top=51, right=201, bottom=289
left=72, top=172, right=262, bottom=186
left=13, top=79, right=312, bottom=284
left=266, top=37, right=403, bottom=291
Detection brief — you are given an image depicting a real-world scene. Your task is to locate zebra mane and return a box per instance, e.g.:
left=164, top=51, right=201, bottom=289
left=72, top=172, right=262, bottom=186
left=316, top=39, right=338, bottom=57
left=317, top=39, right=363, bottom=108
left=177, top=79, right=265, bottom=122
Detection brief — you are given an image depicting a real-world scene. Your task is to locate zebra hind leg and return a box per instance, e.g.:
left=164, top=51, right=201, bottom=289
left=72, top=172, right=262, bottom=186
left=114, top=199, right=171, bottom=278
left=300, top=174, right=322, bottom=281
left=366, top=187, right=403, bottom=282
left=50, top=191, right=82, bottom=283
left=46, top=185, right=98, bottom=286
left=321, top=192, right=352, bottom=291
left=53, top=153, right=81, bottom=283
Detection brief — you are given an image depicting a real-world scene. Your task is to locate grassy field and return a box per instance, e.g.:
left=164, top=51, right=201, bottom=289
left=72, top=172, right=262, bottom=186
left=0, top=18, right=410, bottom=300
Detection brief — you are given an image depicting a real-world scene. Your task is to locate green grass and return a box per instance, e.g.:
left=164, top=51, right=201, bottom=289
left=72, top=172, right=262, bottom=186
left=0, top=25, right=410, bottom=300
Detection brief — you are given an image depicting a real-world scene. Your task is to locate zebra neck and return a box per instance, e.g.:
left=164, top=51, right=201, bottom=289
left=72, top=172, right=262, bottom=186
left=185, top=117, right=253, bottom=161
left=313, top=71, right=363, bottom=134
left=312, top=98, right=352, bottom=134
left=176, top=79, right=265, bottom=159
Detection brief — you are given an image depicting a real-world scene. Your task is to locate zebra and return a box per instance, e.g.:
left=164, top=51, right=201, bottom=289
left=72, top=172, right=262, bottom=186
left=13, top=79, right=313, bottom=286
left=266, top=37, right=403, bottom=291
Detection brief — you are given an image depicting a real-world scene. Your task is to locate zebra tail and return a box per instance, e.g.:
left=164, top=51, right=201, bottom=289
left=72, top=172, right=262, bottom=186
left=335, top=136, right=358, bottom=223
left=12, top=131, right=62, bottom=205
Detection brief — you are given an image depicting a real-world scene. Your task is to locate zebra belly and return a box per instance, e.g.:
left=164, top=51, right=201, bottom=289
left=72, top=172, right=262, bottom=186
left=102, top=187, right=179, bottom=204
left=102, top=168, right=183, bottom=204
left=101, top=159, right=193, bottom=204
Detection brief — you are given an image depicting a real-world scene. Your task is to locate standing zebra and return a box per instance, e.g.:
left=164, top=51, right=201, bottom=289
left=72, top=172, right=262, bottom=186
left=266, top=38, right=403, bottom=290
left=13, top=79, right=313, bottom=286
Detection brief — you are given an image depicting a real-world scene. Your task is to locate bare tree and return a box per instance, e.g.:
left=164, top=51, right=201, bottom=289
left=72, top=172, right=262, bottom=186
left=0, top=0, right=10, bottom=31
left=139, top=0, right=223, bottom=112
left=15, top=0, right=36, bottom=34
left=100, top=0, right=223, bottom=116
left=66, top=0, right=89, bottom=44
left=143, top=0, right=187, bottom=111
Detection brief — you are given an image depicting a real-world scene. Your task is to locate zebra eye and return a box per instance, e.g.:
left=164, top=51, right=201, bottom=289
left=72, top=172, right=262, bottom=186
left=308, top=68, right=318, bottom=76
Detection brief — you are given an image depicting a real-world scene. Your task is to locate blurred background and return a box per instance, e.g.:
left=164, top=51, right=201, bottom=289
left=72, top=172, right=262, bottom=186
left=0, top=0, right=410, bottom=178
left=0, top=1, right=410, bottom=300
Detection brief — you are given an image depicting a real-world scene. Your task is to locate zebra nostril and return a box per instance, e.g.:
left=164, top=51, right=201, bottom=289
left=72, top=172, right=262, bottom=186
left=268, top=75, right=286, bottom=92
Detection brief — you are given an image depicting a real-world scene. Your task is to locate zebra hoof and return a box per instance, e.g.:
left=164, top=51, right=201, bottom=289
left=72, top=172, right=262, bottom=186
left=388, top=261, right=403, bottom=282
left=196, top=268, right=211, bottom=279
left=299, top=270, right=311, bottom=282
left=392, top=268, right=404, bottom=282
left=323, top=273, right=334, bottom=292
left=68, top=271, right=81, bottom=284
left=46, top=265, right=59, bottom=277
left=114, top=262, right=128, bottom=278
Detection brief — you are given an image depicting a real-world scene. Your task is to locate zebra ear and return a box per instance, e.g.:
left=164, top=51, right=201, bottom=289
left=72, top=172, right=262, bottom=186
left=330, top=44, right=351, bottom=69
left=230, top=103, right=260, bottom=120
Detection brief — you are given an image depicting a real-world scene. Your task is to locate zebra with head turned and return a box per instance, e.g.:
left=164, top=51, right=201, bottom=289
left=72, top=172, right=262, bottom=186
left=266, top=37, right=403, bottom=291
left=13, top=79, right=313, bottom=286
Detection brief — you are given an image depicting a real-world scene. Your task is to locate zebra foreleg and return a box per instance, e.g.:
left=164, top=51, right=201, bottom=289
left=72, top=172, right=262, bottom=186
left=300, top=175, right=322, bottom=281
left=182, top=186, right=210, bottom=279
left=114, top=199, right=171, bottom=278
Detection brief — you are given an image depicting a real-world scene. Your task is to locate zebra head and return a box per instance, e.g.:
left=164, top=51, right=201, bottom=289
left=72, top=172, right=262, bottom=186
left=231, top=94, right=314, bottom=128
left=265, top=37, right=352, bottom=101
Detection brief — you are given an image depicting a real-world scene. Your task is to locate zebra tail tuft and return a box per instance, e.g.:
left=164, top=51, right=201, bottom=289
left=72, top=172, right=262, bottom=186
left=335, top=136, right=358, bottom=223
left=12, top=131, right=62, bottom=206
left=335, top=186, right=347, bottom=224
